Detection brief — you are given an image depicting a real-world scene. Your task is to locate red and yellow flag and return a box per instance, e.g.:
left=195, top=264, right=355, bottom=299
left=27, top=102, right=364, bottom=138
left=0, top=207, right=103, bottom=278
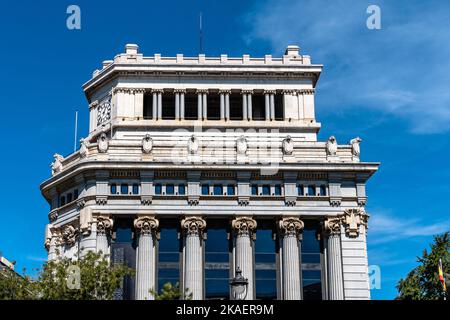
left=438, top=258, right=447, bottom=292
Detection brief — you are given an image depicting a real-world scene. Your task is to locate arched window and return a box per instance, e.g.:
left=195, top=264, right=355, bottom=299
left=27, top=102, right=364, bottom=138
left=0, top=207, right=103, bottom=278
left=121, top=184, right=129, bottom=195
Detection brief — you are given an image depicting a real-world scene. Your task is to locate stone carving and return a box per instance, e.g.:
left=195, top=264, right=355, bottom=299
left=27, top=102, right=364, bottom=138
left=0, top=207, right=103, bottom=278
left=96, top=196, right=108, bottom=205
left=342, top=208, right=369, bottom=238
left=326, top=136, right=338, bottom=156
left=187, top=135, right=199, bottom=155
left=142, top=134, right=153, bottom=154
left=279, top=217, right=304, bottom=237
left=79, top=138, right=89, bottom=158
left=51, top=154, right=64, bottom=175
left=44, top=224, right=53, bottom=250
left=236, top=136, right=248, bottom=155
left=350, top=137, right=362, bottom=160
left=140, top=196, right=152, bottom=206
left=62, top=225, right=78, bottom=247
left=282, top=136, right=294, bottom=155
left=97, top=132, right=109, bottom=153
left=79, top=208, right=92, bottom=236
left=48, top=209, right=58, bottom=222
left=232, top=217, right=257, bottom=237
left=134, top=216, right=159, bottom=235
left=97, top=97, right=111, bottom=126
left=96, top=216, right=113, bottom=235
left=181, top=216, right=206, bottom=236
left=324, top=217, right=342, bottom=235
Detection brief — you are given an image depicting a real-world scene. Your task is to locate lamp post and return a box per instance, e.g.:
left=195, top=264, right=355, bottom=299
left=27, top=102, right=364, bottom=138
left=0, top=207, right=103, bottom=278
left=230, top=267, right=248, bottom=300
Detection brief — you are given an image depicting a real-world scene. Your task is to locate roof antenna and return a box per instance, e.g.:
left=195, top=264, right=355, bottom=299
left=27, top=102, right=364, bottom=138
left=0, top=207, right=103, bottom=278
left=199, top=12, right=203, bottom=54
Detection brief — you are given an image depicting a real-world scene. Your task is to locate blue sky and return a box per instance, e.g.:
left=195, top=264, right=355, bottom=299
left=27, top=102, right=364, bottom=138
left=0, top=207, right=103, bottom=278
left=0, top=0, right=449, bottom=300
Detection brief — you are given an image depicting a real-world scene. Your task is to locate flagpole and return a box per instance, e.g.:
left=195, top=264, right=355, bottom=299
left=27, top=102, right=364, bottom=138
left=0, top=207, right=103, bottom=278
left=74, top=110, right=78, bottom=152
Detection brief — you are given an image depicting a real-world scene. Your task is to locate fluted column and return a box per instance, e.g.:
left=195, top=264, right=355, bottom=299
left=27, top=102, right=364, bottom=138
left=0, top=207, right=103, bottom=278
left=175, top=92, right=180, bottom=120
left=96, top=216, right=113, bottom=257
left=220, top=92, right=225, bottom=120
left=264, top=92, right=270, bottom=120
left=324, top=217, right=344, bottom=300
left=157, top=90, right=163, bottom=120
left=134, top=216, right=159, bottom=300
left=225, top=91, right=230, bottom=120
left=279, top=217, right=304, bottom=300
left=247, top=91, right=253, bottom=120
left=152, top=91, right=157, bottom=120
left=232, top=217, right=257, bottom=300
left=242, top=92, right=248, bottom=120
left=202, top=92, right=208, bottom=120
left=180, top=90, right=185, bottom=120
left=181, top=216, right=206, bottom=300
left=270, top=93, right=275, bottom=121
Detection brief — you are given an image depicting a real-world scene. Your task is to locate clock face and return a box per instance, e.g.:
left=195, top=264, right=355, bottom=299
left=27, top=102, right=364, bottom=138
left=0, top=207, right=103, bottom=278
left=97, top=98, right=111, bottom=125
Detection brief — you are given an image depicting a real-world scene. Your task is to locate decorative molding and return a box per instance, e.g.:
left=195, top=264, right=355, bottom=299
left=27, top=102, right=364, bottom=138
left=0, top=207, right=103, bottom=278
left=232, top=217, right=257, bottom=239
left=134, top=216, right=159, bottom=235
left=196, top=89, right=208, bottom=94
left=297, top=89, right=315, bottom=95
left=329, top=198, right=342, bottom=207
left=241, top=89, right=254, bottom=95
left=238, top=197, right=250, bottom=206
left=62, top=225, right=78, bottom=247
left=284, top=197, right=297, bottom=206
left=181, top=216, right=206, bottom=236
left=141, top=196, right=152, bottom=206
left=341, top=208, right=369, bottom=238
left=324, top=217, right=342, bottom=235
left=79, top=208, right=93, bottom=236
left=48, top=209, right=58, bottom=222
left=187, top=197, right=199, bottom=206
left=76, top=198, right=86, bottom=210
left=95, top=196, right=108, bottom=205
left=278, top=217, right=304, bottom=238
left=263, top=89, right=276, bottom=95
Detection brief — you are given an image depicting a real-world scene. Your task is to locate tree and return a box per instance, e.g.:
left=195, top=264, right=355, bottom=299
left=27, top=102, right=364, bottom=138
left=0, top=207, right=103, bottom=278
left=0, top=267, right=36, bottom=300
left=397, top=232, right=450, bottom=300
left=150, top=282, right=192, bottom=300
left=0, top=251, right=133, bottom=300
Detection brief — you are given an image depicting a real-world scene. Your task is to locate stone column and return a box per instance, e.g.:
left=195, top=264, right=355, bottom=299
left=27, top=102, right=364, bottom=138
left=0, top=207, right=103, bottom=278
left=270, top=93, right=275, bottom=121
left=264, top=92, right=270, bottom=121
left=157, top=90, right=163, bottom=120
left=175, top=92, right=180, bottom=120
left=197, top=90, right=203, bottom=120
left=181, top=216, right=206, bottom=300
left=231, top=217, right=257, bottom=300
left=242, top=92, right=248, bottom=120
left=279, top=217, right=304, bottom=300
left=134, top=216, right=159, bottom=300
left=324, top=216, right=344, bottom=300
left=225, top=91, right=230, bottom=120
left=247, top=92, right=252, bottom=121
left=180, top=91, right=185, bottom=120
left=152, top=91, right=157, bottom=120
left=220, top=92, right=225, bottom=120
left=96, top=216, right=113, bottom=257
left=202, top=92, right=208, bottom=120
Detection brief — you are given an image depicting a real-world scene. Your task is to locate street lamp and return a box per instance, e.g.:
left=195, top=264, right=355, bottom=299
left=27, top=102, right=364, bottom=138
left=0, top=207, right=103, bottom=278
left=230, top=267, right=248, bottom=300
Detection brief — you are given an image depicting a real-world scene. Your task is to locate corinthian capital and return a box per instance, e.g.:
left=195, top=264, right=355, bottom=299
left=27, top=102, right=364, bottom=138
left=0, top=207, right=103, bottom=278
left=342, top=208, right=369, bottom=238
left=232, top=217, right=257, bottom=237
left=181, top=216, right=206, bottom=236
left=96, top=216, right=113, bottom=235
left=324, top=217, right=342, bottom=235
left=279, top=217, right=304, bottom=237
left=134, top=216, right=159, bottom=235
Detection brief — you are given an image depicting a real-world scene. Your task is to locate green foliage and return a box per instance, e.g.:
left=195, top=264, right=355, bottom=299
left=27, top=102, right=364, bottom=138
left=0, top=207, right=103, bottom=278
left=397, top=232, right=450, bottom=300
left=150, top=282, right=192, bottom=300
left=0, top=251, right=133, bottom=300
left=0, top=267, right=36, bottom=300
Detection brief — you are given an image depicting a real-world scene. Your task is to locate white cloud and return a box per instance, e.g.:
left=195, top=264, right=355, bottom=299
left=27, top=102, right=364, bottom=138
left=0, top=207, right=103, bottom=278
left=245, top=0, right=450, bottom=133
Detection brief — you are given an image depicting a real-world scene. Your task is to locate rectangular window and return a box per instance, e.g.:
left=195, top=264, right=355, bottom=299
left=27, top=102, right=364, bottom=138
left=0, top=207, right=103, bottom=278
left=111, top=184, right=117, bottom=195
left=227, top=185, right=235, bottom=196
left=255, top=228, right=277, bottom=300
left=207, top=94, right=220, bottom=120
left=143, top=93, right=153, bottom=119
left=302, top=227, right=323, bottom=300
left=73, top=189, right=79, bottom=200
left=262, top=185, right=270, bottom=196
left=155, top=184, right=162, bottom=195
left=297, top=185, right=304, bottom=196
left=307, top=185, right=315, bottom=196
left=319, top=185, right=327, bottom=196
left=205, top=228, right=230, bottom=299
left=60, top=196, right=65, bottom=206
left=274, top=94, right=284, bottom=121
left=132, top=184, right=139, bottom=195
left=202, top=184, right=209, bottom=195
left=166, top=184, right=174, bottom=195
left=121, top=184, right=129, bottom=195
left=274, top=185, right=282, bottom=196
left=67, top=193, right=73, bottom=203
left=251, top=184, right=258, bottom=195
left=178, top=184, right=186, bottom=195
left=213, top=184, right=223, bottom=196
left=184, top=93, right=198, bottom=120
left=229, top=93, right=243, bottom=120
left=161, top=93, right=175, bottom=120
left=158, top=227, right=180, bottom=293
left=252, top=94, right=265, bottom=120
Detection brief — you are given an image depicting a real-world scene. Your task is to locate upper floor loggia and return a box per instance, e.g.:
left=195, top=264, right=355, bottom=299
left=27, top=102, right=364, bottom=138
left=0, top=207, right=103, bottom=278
left=83, top=44, right=323, bottom=136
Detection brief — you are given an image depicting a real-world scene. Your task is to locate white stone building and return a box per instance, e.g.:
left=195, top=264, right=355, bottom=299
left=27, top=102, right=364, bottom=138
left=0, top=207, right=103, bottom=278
left=40, top=44, right=379, bottom=300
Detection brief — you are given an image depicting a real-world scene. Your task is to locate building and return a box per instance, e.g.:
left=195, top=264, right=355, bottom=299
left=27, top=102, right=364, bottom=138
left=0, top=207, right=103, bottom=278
left=40, top=44, right=379, bottom=300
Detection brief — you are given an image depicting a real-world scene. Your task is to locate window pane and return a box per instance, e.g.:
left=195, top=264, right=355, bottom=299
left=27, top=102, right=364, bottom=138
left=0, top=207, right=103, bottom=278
left=320, top=185, right=327, bottom=196
left=60, top=196, right=66, bottom=206
left=67, top=193, right=72, bottom=203
left=178, top=184, right=186, bottom=195
left=297, top=185, right=304, bottom=196
left=251, top=185, right=258, bottom=195
left=274, top=185, right=282, bottom=196
left=262, top=185, right=270, bottom=195
left=111, top=184, right=117, bottom=194
left=132, top=184, right=139, bottom=195
left=121, top=184, right=129, bottom=194
left=255, top=228, right=277, bottom=300
left=213, top=185, right=223, bottom=195
left=227, top=185, right=235, bottom=196
left=155, top=184, right=162, bottom=195
left=307, top=185, right=315, bottom=196
left=74, top=189, right=79, bottom=200
left=202, top=184, right=209, bottom=195
left=166, top=184, right=174, bottom=195
left=158, top=228, right=180, bottom=292
left=205, top=228, right=229, bottom=299
left=302, top=227, right=322, bottom=300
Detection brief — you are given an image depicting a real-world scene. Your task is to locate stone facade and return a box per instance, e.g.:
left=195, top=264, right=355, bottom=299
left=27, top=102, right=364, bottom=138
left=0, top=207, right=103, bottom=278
left=40, top=44, right=379, bottom=300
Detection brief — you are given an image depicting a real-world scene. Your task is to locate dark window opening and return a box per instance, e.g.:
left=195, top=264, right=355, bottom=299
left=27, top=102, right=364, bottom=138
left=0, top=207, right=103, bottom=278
left=205, top=227, right=230, bottom=300
left=178, top=184, right=186, bottom=195
left=60, top=196, right=66, bottom=206
left=319, top=185, right=327, bottom=196
left=213, top=184, right=223, bottom=195
left=184, top=93, right=198, bottom=120
left=251, top=184, right=258, bottom=195
left=74, top=189, right=79, bottom=200
left=297, top=185, right=304, bottom=196
left=166, top=184, right=174, bottom=195
left=207, top=94, right=220, bottom=120
left=274, top=185, right=282, bottom=196
left=162, top=93, right=175, bottom=120
left=67, top=193, right=73, bottom=203
left=111, top=184, right=117, bottom=195
left=132, top=184, right=139, bottom=195
left=274, top=94, right=284, bottom=121
left=255, top=226, right=277, bottom=300
left=227, top=185, right=235, bottom=196
left=302, top=225, right=323, bottom=300
left=157, top=225, right=180, bottom=294
left=202, top=184, right=209, bottom=195
left=143, top=93, right=153, bottom=119
left=229, top=93, right=243, bottom=120
left=252, top=94, right=266, bottom=120
left=121, top=184, right=129, bottom=195
left=262, top=185, right=270, bottom=196
left=307, top=185, right=315, bottom=196
left=155, top=184, right=162, bottom=195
